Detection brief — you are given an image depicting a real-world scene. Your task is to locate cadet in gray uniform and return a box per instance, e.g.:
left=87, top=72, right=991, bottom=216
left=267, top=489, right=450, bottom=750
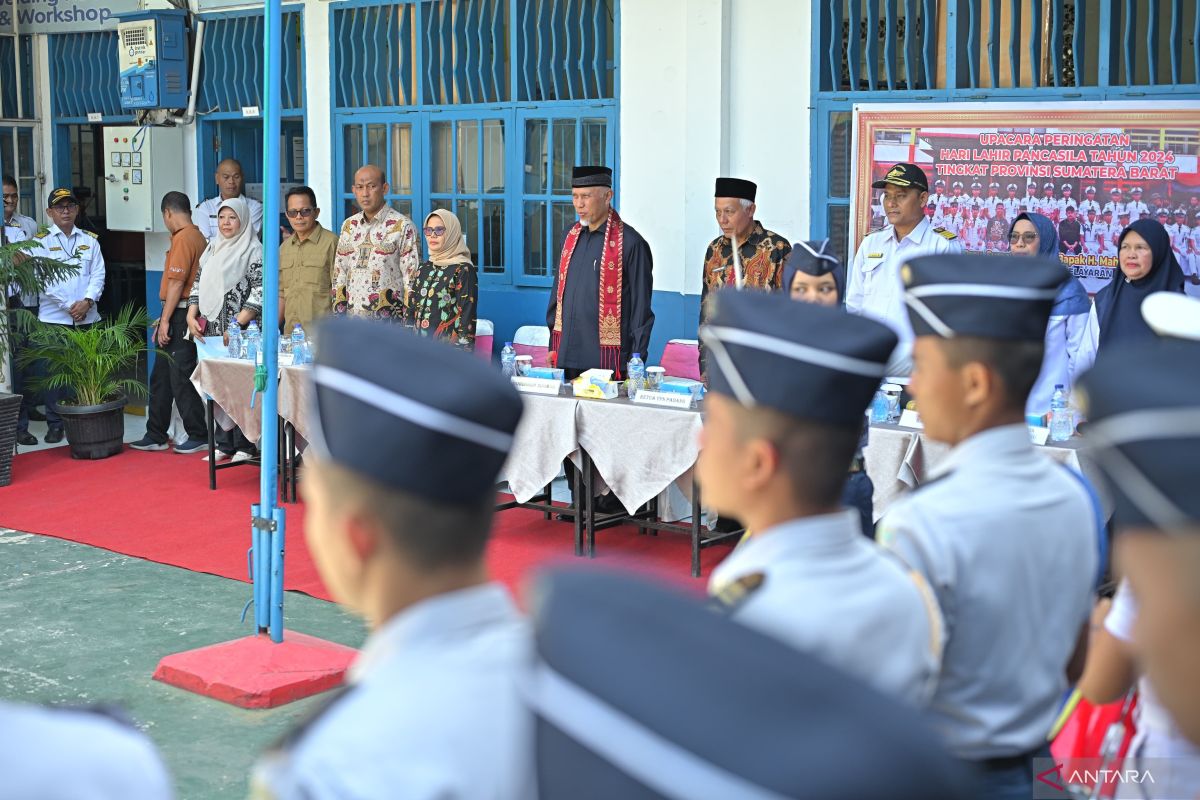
left=699, top=291, right=942, bottom=707
left=528, top=568, right=975, bottom=800
left=877, top=253, right=1102, bottom=799
left=251, top=318, right=533, bottom=799
left=1077, top=332, right=1200, bottom=748
left=0, top=701, right=172, bottom=799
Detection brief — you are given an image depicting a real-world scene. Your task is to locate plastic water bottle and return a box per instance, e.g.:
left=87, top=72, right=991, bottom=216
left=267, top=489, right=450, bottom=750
left=245, top=320, right=261, bottom=365
left=226, top=317, right=242, bottom=359
left=1049, top=384, right=1072, bottom=441
left=870, top=390, right=890, bottom=424
left=626, top=353, right=646, bottom=397
left=291, top=323, right=308, bottom=365
left=501, top=342, right=516, bottom=378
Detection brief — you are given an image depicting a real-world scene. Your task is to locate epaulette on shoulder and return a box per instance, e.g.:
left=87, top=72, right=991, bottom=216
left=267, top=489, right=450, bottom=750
left=82, top=229, right=99, bottom=239
left=709, top=572, right=765, bottom=613
left=32, top=229, right=48, bottom=239
left=932, top=227, right=958, bottom=240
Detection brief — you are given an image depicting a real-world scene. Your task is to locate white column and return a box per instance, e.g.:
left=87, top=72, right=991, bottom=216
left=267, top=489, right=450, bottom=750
left=303, top=0, right=334, bottom=215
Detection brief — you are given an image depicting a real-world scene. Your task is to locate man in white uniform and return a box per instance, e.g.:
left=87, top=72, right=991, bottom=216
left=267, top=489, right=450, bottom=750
left=1057, top=183, right=1078, bottom=214
left=1021, top=181, right=1040, bottom=215
left=1188, top=212, right=1200, bottom=297
left=847, top=162, right=961, bottom=376
left=1078, top=185, right=1101, bottom=218
left=877, top=253, right=1101, bottom=800
left=251, top=318, right=533, bottom=799
left=928, top=179, right=949, bottom=213
left=700, top=290, right=941, bottom=708
left=1103, top=187, right=1127, bottom=220
left=1127, top=186, right=1150, bottom=220
left=25, top=188, right=106, bottom=443
left=192, top=158, right=264, bottom=240
left=999, top=183, right=1022, bottom=219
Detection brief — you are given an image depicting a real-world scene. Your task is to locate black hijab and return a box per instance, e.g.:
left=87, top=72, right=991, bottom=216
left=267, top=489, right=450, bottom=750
left=1094, top=219, right=1186, bottom=349
left=782, top=239, right=846, bottom=303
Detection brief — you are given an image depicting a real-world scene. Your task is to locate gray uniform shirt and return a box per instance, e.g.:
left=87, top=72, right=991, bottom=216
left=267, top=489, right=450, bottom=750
left=252, top=583, right=534, bottom=799
left=878, top=425, right=1099, bottom=759
left=709, top=508, right=943, bottom=708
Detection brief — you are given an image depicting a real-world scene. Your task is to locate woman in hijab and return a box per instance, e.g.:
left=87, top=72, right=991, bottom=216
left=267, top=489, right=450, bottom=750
left=186, top=197, right=264, bottom=460
left=1088, top=218, right=1186, bottom=352
left=1007, top=211, right=1094, bottom=419
left=782, top=240, right=875, bottom=538
left=406, top=208, right=478, bottom=350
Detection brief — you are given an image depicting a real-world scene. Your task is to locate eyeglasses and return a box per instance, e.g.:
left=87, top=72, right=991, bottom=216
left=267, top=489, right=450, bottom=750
left=1008, top=232, right=1039, bottom=245
left=50, top=203, right=78, bottom=212
left=422, top=226, right=447, bottom=236
left=2, top=193, right=17, bottom=201
left=285, top=207, right=315, bottom=219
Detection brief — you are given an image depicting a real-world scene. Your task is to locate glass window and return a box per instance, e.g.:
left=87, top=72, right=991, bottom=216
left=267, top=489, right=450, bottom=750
left=457, top=120, right=479, bottom=193
left=828, top=204, right=850, bottom=264
left=551, top=201, right=576, bottom=247
left=551, top=119, right=576, bottom=193
left=430, top=120, right=453, bottom=194
left=366, top=123, right=387, bottom=171
left=343, top=123, right=363, bottom=183
left=524, top=201, right=547, bottom=277
left=390, top=199, right=413, bottom=219
left=580, top=118, right=607, bottom=166
left=829, top=112, right=853, bottom=199
left=390, top=124, right=413, bottom=195
left=481, top=199, right=505, bottom=273
left=430, top=197, right=454, bottom=214
left=524, top=119, right=548, bottom=194
left=483, top=119, right=505, bottom=193
left=458, top=198, right=480, bottom=264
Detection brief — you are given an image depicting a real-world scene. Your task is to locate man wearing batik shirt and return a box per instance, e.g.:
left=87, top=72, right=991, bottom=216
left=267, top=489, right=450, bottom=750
left=332, top=164, right=419, bottom=321
left=698, top=177, right=791, bottom=378
left=546, top=166, right=654, bottom=379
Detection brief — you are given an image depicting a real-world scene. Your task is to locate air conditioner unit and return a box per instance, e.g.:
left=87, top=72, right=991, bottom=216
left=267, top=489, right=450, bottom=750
left=116, top=9, right=189, bottom=110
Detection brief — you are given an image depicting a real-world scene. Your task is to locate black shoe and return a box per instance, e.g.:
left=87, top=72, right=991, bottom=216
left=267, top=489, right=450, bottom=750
left=712, top=516, right=744, bottom=534
left=16, top=431, right=37, bottom=446
left=593, top=493, right=627, bottom=516
left=44, top=428, right=65, bottom=444
left=27, top=408, right=47, bottom=422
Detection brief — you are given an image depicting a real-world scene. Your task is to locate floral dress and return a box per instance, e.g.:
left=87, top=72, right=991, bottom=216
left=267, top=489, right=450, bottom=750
left=189, top=258, right=263, bottom=336
left=404, top=260, right=478, bottom=350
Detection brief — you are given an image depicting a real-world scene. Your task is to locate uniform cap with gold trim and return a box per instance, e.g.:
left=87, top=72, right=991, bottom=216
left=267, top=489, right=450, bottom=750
left=871, top=162, right=929, bottom=192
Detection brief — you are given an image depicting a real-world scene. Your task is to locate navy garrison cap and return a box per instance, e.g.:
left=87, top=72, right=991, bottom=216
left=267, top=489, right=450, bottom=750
left=527, top=568, right=975, bottom=800
left=572, top=166, right=612, bottom=188
left=699, top=291, right=896, bottom=428
left=902, top=253, right=1065, bottom=341
left=308, top=317, right=523, bottom=506
left=713, top=177, right=756, bottom=202
left=1077, top=339, right=1200, bottom=531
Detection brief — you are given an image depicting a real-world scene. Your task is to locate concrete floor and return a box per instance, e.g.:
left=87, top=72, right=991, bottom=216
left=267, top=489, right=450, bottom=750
left=0, top=527, right=367, bottom=799
left=15, top=409, right=149, bottom=454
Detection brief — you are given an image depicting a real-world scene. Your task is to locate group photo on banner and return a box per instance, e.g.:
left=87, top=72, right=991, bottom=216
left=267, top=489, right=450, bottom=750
left=852, top=103, right=1200, bottom=296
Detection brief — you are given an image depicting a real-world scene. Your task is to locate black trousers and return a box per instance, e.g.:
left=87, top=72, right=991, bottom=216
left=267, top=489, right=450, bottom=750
left=146, top=308, right=207, bottom=443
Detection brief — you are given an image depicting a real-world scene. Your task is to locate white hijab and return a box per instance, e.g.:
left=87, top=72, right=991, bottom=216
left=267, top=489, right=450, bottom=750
left=197, top=197, right=262, bottom=324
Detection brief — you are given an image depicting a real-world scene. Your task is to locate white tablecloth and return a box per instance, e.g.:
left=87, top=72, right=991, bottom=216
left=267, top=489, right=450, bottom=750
left=863, top=424, right=1107, bottom=520
left=190, top=358, right=303, bottom=444
left=497, top=394, right=580, bottom=503
left=499, top=392, right=705, bottom=520
left=277, top=365, right=311, bottom=442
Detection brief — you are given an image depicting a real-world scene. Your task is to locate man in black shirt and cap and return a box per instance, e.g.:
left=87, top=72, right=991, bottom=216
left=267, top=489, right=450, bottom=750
left=546, top=166, right=654, bottom=379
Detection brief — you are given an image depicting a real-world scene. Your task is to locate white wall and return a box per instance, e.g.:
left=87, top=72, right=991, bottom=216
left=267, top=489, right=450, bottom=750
left=619, top=0, right=813, bottom=296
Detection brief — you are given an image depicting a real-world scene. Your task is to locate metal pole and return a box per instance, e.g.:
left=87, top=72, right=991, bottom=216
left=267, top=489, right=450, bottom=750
left=257, top=0, right=284, bottom=643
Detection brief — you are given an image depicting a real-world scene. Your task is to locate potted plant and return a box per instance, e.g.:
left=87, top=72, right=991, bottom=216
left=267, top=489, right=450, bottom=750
left=0, top=237, right=79, bottom=483
left=17, top=303, right=157, bottom=460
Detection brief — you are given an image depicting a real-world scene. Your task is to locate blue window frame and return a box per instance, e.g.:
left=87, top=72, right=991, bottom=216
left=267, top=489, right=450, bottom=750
left=194, top=6, right=307, bottom=215
left=810, top=0, right=1200, bottom=256
left=0, top=34, right=35, bottom=120
left=329, top=0, right=618, bottom=287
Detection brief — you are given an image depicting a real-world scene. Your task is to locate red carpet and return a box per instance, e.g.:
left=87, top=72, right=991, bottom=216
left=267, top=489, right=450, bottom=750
left=0, top=446, right=731, bottom=602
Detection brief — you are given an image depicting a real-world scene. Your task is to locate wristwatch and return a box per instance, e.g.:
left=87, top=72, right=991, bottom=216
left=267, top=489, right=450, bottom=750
left=85, top=298, right=95, bottom=308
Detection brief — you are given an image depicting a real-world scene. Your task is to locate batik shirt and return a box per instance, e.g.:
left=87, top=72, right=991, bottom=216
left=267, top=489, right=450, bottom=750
left=698, top=222, right=791, bottom=375
left=332, top=206, right=419, bottom=321
left=404, top=260, right=478, bottom=350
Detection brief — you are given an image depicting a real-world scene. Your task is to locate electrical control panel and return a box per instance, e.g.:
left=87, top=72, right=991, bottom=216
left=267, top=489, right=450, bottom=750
left=103, top=125, right=185, bottom=233
left=116, top=9, right=189, bottom=110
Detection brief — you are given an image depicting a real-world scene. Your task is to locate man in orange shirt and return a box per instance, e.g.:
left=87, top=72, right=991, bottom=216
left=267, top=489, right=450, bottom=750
left=131, top=192, right=209, bottom=453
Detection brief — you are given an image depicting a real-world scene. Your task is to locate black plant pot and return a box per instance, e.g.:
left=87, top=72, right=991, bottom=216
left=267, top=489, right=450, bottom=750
left=54, top=397, right=127, bottom=460
left=0, top=392, right=21, bottom=486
